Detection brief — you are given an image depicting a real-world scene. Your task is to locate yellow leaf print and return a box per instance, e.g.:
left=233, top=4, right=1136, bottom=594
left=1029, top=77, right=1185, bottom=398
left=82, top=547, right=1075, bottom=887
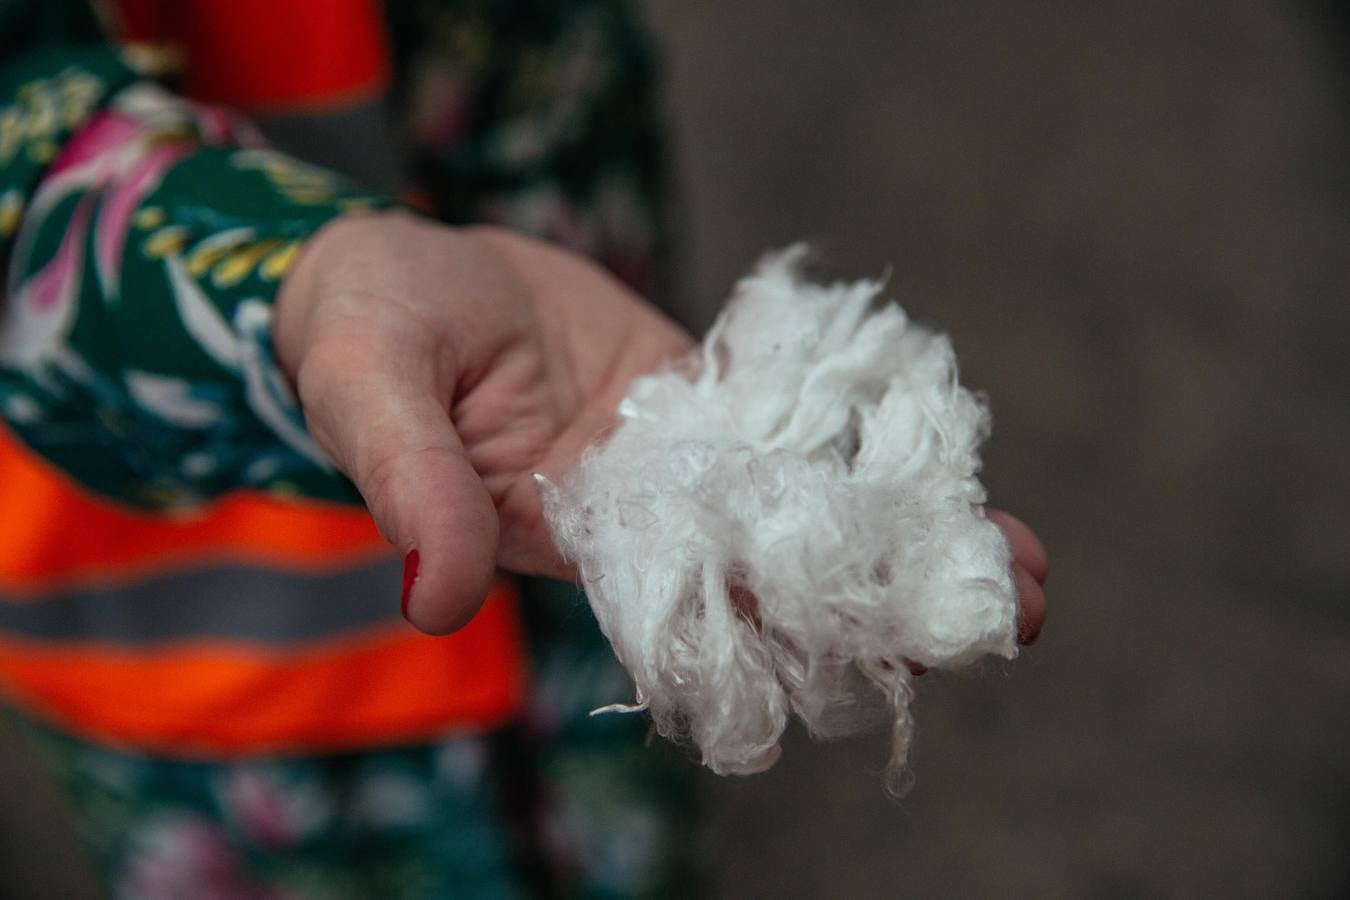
left=186, top=232, right=251, bottom=278
left=133, top=207, right=167, bottom=230
left=143, top=226, right=191, bottom=258
left=259, top=242, right=301, bottom=281
left=0, top=190, right=24, bottom=238
left=212, top=239, right=282, bottom=289
left=27, top=140, right=58, bottom=164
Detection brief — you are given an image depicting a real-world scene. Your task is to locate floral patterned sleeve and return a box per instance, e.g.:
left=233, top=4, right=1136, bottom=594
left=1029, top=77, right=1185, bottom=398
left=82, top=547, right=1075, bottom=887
left=0, top=47, right=391, bottom=509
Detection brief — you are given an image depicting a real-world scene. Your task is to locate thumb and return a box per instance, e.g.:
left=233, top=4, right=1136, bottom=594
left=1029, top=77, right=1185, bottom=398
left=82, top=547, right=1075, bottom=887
left=295, top=317, right=499, bottom=635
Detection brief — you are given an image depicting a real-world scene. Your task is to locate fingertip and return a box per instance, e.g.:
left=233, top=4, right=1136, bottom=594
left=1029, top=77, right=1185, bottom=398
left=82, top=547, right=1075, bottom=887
left=400, top=493, right=501, bottom=635
left=402, top=548, right=499, bottom=635
left=988, top=509, right=1050, bottom=585
left=1013, top=563, right=1047, bottom=646
left=400, top=548, right=420, bottom=620
left=365, top=443, right=500, bottom=635
left=404, top=581, right=490, bottom=634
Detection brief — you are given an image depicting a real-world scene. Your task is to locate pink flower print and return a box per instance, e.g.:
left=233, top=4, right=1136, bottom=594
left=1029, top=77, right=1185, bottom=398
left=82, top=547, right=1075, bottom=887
left=192, top=103, right=236, bottom=144
left=16, top=108, right=195, bottom=301
left=0, top=193, right=92, bottom=368
left=120, top=815, right=283, bottom=900
left=217, top=768, right=330, bottom=851
left=46, top=109, right=142, bottom=178
left=93, top=139, right=193, bottom=296
left=482, top=185, right=594, bottom=257
left=13, top=109, right=141, bottom=237
left=410, top=64, right=473, bottom=148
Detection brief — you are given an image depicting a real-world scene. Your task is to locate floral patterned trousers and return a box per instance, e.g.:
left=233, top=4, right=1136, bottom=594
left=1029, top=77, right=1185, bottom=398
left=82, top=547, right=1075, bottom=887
left=13, top=583, right=696, bottom=900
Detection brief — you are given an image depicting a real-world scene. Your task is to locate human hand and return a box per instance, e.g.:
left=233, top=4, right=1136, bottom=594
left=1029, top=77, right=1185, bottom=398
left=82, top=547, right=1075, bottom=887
left=275, top=212, right=1049, bottom=642
left=989, top=509, right=1048, bottom=646
left=275, top=212, right=692, bottom=632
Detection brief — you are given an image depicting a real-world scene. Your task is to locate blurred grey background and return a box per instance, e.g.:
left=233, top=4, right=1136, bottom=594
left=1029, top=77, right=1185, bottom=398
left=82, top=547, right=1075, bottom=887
left=4, top=0, right=1349, bottom=896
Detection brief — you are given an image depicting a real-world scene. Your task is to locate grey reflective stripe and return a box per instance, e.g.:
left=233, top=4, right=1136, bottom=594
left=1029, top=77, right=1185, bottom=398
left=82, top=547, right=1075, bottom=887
left=254, top=100, right=405, bottom=196
left=0, top=557, right=404, bottom=645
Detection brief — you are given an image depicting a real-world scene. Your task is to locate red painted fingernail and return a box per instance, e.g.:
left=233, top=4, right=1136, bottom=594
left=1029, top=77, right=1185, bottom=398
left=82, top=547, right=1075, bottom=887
left=1018, top=619, right=1041, bottom=646
left=401, top=549, right=420, bottom=619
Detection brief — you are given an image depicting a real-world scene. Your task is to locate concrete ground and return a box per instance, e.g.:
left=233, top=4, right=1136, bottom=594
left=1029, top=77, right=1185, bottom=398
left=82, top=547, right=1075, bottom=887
left=3, top=1, right=1349, bottom=896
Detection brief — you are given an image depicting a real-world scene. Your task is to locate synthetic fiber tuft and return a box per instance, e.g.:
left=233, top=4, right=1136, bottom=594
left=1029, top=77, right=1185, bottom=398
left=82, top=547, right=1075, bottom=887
left=538, top=247, right=1017, bottom=788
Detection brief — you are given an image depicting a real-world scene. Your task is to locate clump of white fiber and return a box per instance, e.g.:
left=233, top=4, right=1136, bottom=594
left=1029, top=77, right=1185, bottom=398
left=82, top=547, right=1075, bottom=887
left=537, top=246, right=1017, bottom=789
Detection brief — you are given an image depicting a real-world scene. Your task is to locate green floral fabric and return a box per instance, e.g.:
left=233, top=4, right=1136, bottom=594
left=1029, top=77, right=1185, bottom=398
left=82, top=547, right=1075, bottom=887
left=386, top=0, right=669, bottom=294
left=0, top=0, right=669, bottom=511
left=0, top=56, right=387, bottom=509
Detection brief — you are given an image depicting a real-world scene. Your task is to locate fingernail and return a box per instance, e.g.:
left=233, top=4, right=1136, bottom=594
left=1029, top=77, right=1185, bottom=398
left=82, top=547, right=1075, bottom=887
left=401, top=549, right=420, bottom=619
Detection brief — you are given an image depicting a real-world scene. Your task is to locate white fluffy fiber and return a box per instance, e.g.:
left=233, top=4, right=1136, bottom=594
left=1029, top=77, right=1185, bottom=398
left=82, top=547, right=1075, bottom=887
left=537, top=247, right=1017, bottom=788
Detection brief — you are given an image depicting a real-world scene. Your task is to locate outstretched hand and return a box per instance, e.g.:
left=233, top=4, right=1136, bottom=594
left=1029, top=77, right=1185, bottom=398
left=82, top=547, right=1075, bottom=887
left=276, top=212, right=688, bottom=632
left=275, top=212, right=1047, bottom=642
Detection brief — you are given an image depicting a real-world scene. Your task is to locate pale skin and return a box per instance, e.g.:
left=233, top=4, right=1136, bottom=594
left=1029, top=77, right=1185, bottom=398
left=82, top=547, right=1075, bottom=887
left=275, top=211, right=1048, bottom=646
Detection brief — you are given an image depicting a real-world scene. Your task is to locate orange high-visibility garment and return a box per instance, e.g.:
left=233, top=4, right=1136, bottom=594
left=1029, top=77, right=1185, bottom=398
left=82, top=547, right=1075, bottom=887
left=0, top=0, right=526, bottom=755
left=0, top=422, right=527, bottom=757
